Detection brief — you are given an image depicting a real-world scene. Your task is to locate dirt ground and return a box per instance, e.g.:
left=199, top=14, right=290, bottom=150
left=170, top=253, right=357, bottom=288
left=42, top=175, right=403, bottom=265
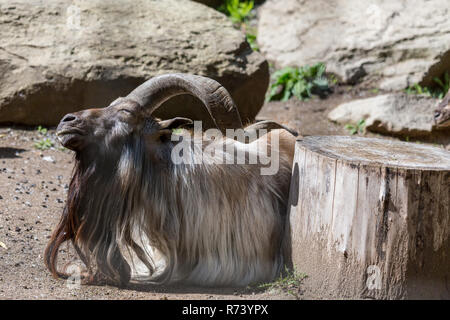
left=0, top=89, right=446, bottom=300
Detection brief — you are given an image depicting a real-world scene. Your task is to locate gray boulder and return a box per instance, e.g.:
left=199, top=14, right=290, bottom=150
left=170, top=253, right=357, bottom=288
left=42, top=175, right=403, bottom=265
left=0, top=0, right=268, bottom=127
left=328, top=93, right=444, bottom=137
left=258, top=0, right=450, bottom=90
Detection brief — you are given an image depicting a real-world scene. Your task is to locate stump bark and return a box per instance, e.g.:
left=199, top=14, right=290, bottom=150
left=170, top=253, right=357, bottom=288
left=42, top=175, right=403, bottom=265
left=288, top=136, right=450, bottom=299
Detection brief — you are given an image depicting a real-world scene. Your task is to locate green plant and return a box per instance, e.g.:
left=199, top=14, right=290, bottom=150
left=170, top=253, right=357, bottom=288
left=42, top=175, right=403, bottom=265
left=266, top=63, right=332, bottom=102
left=433, top=72, right=449, bottom=98
left=405, top=72, right=449, bottom=99
left=345, top=119, right=366, bottom=135
left=34, top=125, right=54, bottom=150
left=37, top=125, right=48, bottom=135
left=219, top=0, right=254, bottom=24
left=328, top=74, right=339, bottom=85
left=405, top=83, right=432, bottom=97
left=258, top=268, right=307, bottom=299
left=34, top=138, right=54, bottom=150
left=218, top=1, right=259, bottom=52
left=246, top=29, right=259, bottom=51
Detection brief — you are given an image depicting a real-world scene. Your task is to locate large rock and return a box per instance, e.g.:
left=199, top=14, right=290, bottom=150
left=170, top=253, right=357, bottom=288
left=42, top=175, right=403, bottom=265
left=328, top=93, right=446, bottom=138
left=258, top=0, right=450, bottom=90
left=0, top=0, right=269, bottom=127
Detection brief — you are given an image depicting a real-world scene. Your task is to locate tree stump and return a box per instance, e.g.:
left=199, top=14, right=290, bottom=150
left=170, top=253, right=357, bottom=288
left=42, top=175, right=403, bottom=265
left=288, top=136, right=450, bottom=299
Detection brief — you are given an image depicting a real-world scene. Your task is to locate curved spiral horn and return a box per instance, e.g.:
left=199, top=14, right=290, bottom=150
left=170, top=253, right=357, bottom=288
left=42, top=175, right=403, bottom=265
left=124, top=73, right=243, bottom=133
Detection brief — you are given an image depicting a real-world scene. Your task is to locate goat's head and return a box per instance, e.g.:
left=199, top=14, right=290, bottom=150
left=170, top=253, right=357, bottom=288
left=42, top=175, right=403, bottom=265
left=434, top=89, right=450, bottom=127
left=57, top=99, right=144, bottom=152
left=55, top=73, right=244, bottom=158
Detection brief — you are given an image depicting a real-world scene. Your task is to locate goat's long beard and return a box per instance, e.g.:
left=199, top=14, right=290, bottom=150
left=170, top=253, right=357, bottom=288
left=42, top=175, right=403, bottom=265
left=44, top=145, right=147, bottom=286
left=44, top=139, right=179, bottom=286
left=44, top=157, right=128, bottom=285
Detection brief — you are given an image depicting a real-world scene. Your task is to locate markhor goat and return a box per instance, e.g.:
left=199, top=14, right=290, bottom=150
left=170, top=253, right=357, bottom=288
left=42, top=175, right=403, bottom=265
left=45, top=73, right=298, bottom=287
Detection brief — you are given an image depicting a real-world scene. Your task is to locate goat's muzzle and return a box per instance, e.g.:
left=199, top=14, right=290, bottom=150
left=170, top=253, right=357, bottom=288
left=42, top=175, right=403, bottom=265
left=56, top=113, right=85, bottom=150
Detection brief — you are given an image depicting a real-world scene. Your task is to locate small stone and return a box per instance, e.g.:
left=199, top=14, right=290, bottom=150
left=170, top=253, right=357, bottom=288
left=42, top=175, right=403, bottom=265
left=42, top=156, right=55, bottom=163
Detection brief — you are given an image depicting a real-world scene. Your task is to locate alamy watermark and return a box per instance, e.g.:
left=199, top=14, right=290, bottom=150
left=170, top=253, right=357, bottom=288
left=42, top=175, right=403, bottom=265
left=366, top=265, right=382, bottom=290
left=169, top=121, right=280, bottom=176
left=66, top=5, right=81, bottom=31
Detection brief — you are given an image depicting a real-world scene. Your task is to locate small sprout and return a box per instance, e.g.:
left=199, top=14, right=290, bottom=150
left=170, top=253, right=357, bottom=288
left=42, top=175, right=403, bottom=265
left=345, top=119, right=366, bottom=135
left=370, top=88, right=379, bottom=94
left=37, top=125, right=48, bottom=135
left=219, top=0, right=254, bottom=24
left=246, top=30, right=259, bottom=51
left=328, top=74, right=339, bottom=85
left=34, top=138, right=54, bottom=150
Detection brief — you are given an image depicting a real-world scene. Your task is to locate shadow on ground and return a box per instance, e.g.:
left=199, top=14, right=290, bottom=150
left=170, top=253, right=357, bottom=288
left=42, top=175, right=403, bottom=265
left=0, top=147, right=27, bottom=158
left=125, top=282, right=266, bottom=296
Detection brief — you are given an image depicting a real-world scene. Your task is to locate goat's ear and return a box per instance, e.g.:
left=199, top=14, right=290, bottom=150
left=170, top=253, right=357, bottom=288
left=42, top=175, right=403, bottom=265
left=154, top=117, right=193, bottom=144
left=158, top=117, right=193, bottom=130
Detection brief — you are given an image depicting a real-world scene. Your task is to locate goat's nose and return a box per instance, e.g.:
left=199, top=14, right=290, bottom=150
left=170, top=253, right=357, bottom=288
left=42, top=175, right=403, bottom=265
left=61, top=114, right=78, bottom=123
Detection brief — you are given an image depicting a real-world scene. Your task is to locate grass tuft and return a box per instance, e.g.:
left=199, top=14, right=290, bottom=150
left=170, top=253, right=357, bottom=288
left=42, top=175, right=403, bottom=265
left=345, top=119, right=366, bottom=135
left=34, top=138, right=54, bottom=150
left=218, top=0, right=254, bottom=24
left=267, top=63, right=333, bottom=102
left=405, top=72, right=449, bottom=99
left=258, top=268, right=307, bottom=299
left=34, top=125, right=54, bottom=150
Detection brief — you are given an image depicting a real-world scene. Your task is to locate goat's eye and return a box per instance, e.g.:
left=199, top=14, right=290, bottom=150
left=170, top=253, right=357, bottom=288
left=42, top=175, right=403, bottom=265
left=120, top=109, right=132, bottom=114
